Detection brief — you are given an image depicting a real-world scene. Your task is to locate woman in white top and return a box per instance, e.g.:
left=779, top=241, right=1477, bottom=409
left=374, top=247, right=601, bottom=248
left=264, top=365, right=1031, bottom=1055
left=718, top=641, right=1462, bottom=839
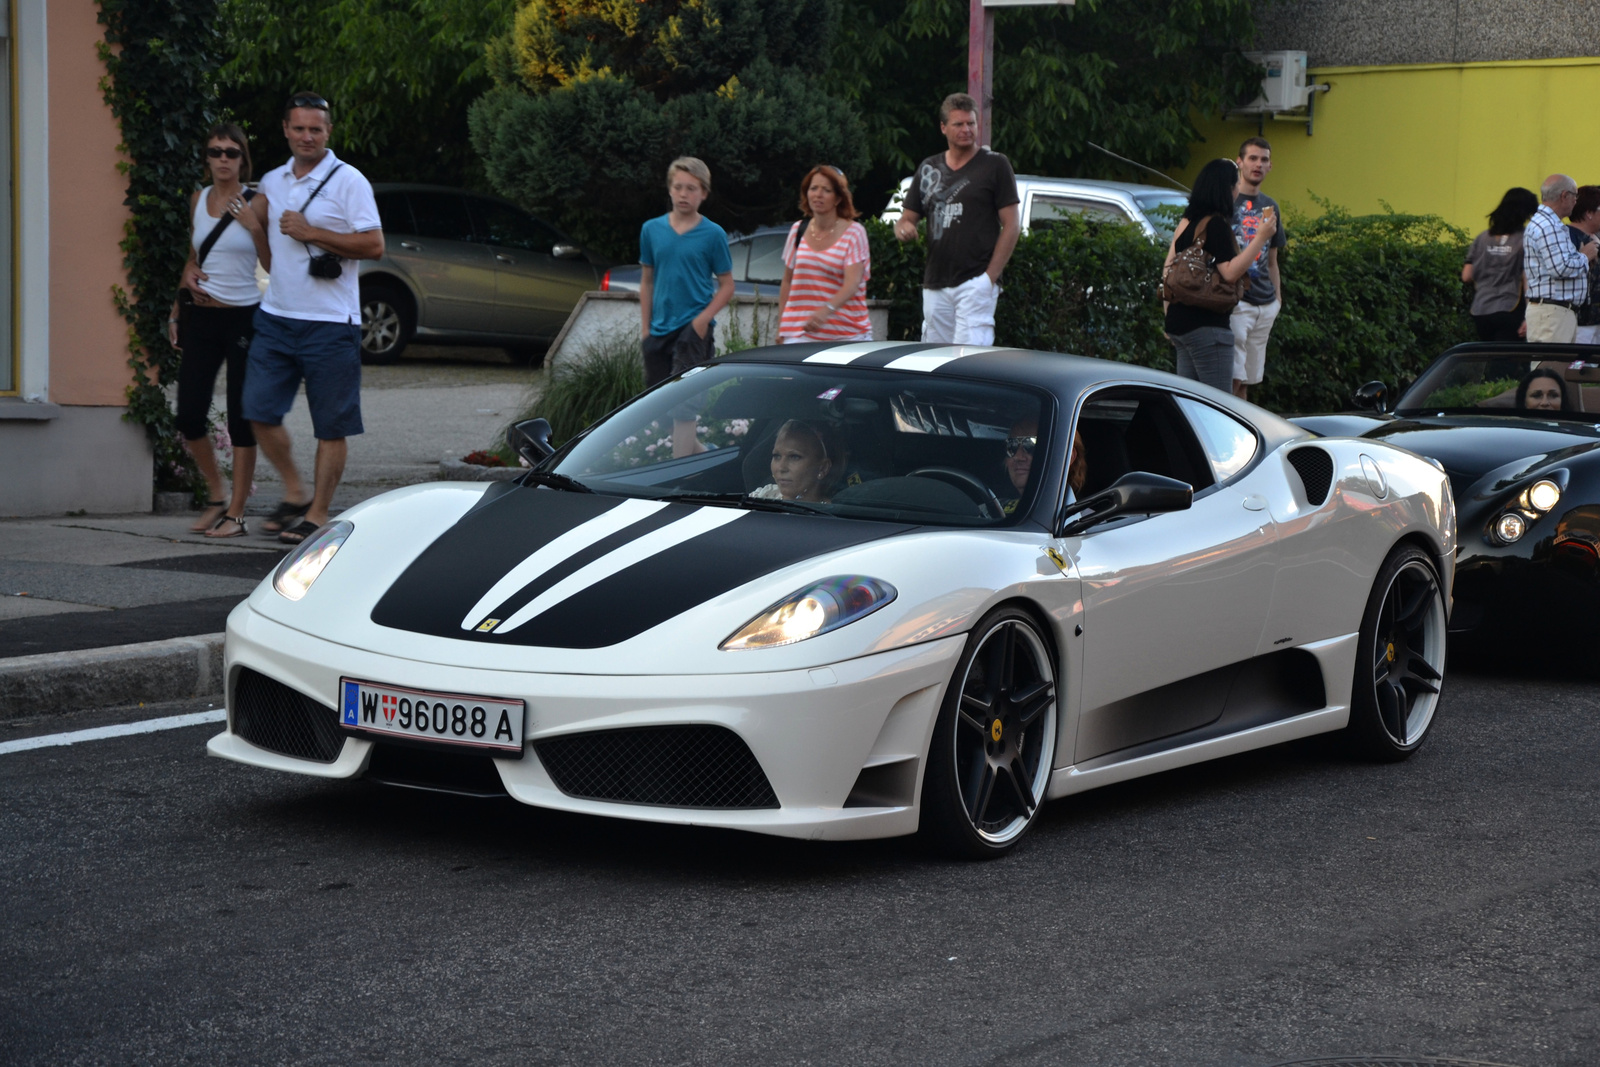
left=168, top=123, right=271, bottom=537
left=776, top=166, right=872, bottom=343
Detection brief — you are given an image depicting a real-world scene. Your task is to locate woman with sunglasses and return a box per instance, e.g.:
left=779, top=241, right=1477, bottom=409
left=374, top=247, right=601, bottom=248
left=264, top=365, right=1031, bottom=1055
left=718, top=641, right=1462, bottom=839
left=168, top=123, right=271, bottom=537
left=776, top=166, right=872, bottom=343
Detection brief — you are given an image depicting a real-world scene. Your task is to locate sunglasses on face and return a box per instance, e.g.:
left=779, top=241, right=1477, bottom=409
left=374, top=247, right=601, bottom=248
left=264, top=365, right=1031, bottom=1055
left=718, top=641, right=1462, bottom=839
left=1005, top=436, right=1037, bottom=458
left=206, top=147, right=243, bottom=159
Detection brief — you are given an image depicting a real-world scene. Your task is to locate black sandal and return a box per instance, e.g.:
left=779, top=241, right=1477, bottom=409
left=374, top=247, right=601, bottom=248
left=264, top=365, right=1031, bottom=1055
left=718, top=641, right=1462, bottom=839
left=261, top=499, right=310, bottom=533
left=190, top=499, right=227, bottom=533
left=204, top=514, right=249, bottom=539
left=277, top=519, right=321, bottom=545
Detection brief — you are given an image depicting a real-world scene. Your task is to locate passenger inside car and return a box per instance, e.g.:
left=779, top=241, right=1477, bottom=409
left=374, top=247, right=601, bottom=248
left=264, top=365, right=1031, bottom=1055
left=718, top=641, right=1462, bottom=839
left=1517, top=368, right=1569, bottom=411
left=749, top=419, right=843, bottom=502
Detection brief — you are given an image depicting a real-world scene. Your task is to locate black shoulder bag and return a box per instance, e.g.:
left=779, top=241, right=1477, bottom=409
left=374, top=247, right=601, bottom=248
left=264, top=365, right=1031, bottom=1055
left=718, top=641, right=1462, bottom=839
left=176, top=187, right=257, bottom=347
left=301, top=164, right=346, bottom=279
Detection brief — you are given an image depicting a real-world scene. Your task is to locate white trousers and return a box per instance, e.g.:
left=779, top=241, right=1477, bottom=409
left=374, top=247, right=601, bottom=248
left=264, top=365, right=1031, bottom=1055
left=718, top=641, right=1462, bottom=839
left=1526, top=302, right=1577, bottom=344
left=922, top=273, right=1000, bottom=345
left=1230, top=298, right=1280, bottom=385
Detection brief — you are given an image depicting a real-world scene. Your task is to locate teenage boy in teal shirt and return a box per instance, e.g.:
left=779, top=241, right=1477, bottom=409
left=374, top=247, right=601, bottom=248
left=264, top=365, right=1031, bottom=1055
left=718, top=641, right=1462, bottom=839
left=640, top=156, right=735, bottom=386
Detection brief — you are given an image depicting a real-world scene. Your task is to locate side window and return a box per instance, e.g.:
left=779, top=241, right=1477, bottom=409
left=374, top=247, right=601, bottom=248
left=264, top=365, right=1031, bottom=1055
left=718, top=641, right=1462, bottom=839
left=470, top=198, right=558, bottom=254
left=1174, top=397, right=1259, bottom=484
left=725, top=238, right=750, bottom=282
left=374, top=191, right=414, bottom=235
left=409, top=193, right=474, bottom=243
left=1075, top=389, right=1215, bottom=498
left=744, top=232, right=787, bottom=285
left=1028, top=195, right=1134, bottom=231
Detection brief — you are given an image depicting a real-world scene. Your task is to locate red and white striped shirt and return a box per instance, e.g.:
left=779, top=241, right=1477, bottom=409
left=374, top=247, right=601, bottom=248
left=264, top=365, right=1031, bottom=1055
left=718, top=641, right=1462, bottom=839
left=779, top=220, right=872, bottom=342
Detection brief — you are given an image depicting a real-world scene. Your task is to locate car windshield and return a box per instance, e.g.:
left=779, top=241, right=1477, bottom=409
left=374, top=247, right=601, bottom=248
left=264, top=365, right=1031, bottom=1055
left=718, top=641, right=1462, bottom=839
left=1397, top=353, right=1600, bottom=419
left=550, top=362, right=1050, bottom=526
left=1133, top=192, right=1189, bottom=239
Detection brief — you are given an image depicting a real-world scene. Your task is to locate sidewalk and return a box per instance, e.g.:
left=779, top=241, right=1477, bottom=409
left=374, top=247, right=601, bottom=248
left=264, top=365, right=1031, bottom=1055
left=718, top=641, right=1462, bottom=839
left=0, top=353, right=538, bottom=719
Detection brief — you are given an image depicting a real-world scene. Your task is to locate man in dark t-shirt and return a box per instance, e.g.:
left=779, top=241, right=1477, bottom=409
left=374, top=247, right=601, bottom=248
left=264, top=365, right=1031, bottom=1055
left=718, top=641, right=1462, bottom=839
left=894, top=92, right=1020, bottom=345
left=1229, top=137, right=1287, bottom=401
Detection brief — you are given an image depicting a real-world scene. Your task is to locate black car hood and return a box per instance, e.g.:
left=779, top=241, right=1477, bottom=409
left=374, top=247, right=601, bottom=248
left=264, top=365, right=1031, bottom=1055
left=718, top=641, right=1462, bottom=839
left=1363, top=417, right=1600, bottom=497
left=371, top=485, right=913, bottom=648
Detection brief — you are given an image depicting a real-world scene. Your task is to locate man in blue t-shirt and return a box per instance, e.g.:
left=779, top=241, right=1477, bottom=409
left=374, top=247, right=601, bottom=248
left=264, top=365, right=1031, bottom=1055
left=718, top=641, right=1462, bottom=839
left=639, top=157, right=735, bottom=388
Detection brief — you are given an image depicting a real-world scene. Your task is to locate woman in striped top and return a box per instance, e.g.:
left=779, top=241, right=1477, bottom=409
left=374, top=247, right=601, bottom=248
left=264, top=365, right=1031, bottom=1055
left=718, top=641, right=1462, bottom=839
left=777, top=166, right=872, bottom=343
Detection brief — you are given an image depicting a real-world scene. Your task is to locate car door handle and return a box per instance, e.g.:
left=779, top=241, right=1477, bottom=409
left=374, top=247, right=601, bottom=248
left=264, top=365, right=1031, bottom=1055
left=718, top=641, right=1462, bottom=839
left=399, top=240, right=422, bottom=251
left=1242, top=494, right=1268, bottom=511
left=495, top=253, right=516, bottom=264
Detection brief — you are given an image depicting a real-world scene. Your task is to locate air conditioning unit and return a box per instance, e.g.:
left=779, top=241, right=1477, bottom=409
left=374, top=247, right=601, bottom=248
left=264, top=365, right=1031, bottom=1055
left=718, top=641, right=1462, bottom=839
left=1240, top=50, right=1309, bottom=112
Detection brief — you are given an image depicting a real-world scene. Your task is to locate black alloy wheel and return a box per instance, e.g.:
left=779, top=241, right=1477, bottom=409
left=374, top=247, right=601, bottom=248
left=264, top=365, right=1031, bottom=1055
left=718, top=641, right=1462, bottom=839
left=921, top=606, right=1059, bottom=859
left=360, top=281, right=413, bottom=364
left=1348, top=544, right=1447, bottom=760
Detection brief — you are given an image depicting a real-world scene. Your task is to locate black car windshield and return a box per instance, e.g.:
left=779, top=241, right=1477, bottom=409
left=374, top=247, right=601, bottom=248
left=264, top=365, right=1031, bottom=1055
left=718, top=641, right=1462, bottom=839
left=1398, top=353, right=1600, bottom=419
left=550, top=362, right=1050, bottom=526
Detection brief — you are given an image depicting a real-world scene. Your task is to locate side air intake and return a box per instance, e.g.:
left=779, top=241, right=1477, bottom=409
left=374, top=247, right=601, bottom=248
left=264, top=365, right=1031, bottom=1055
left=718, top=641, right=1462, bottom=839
left=1287, top=446, right=1334, bottom=506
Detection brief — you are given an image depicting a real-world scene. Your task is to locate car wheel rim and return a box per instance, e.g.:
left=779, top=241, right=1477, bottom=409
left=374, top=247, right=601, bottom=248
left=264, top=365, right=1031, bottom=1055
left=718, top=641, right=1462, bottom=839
left=362, top=300, right=400, bottom=354
left=952, top=619, right=1057, bottom=845
left=1371, top=559, right=1445, bottom=747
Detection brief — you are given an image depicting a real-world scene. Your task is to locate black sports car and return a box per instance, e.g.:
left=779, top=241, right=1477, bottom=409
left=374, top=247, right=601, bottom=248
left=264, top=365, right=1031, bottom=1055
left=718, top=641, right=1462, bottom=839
left=1295, top=341, right=1600, bottom=644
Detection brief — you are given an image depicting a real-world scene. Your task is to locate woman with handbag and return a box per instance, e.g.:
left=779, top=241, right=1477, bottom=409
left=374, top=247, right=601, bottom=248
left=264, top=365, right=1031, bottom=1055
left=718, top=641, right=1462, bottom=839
left=167, top=123, right=271, bottom=537
left=776, top=165, right=872, bottom=343
left=1161, top=158, right=1277, bottom=393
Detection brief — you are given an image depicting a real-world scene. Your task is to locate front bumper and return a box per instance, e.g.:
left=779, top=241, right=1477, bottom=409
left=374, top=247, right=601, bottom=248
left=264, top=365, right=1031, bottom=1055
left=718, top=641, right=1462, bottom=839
left=207, top=604, right=965, bottom=841
left=1450, top=504, right=1600, bottom=636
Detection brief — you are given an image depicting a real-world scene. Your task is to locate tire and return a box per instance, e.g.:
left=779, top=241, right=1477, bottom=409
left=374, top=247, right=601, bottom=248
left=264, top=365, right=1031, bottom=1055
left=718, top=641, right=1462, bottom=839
left=1347, top=544, right=1447, bottom=761
left=920, top=606, right=1059, bottom=859
left=360, top=282, right=413, bottom=364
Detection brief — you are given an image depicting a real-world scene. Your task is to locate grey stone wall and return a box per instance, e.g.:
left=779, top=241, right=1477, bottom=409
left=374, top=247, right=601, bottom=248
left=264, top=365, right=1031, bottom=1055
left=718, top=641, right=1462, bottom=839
left=1252, top=0, right=1600, bottom=67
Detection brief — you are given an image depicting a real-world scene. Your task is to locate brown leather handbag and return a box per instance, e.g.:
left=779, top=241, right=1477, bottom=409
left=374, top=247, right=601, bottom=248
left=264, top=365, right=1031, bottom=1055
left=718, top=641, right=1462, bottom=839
left=1159, top=216, right=1247, bottom=313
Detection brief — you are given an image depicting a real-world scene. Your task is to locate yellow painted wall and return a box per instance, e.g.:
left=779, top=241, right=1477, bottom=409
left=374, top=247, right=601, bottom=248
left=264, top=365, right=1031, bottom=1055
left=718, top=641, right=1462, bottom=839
left=1175, top=58, right=1600, bottom=235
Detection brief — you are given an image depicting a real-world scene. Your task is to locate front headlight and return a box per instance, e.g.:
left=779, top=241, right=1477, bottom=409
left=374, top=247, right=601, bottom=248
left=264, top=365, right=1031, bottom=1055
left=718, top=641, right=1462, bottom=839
left=1494, top=512, right=1527, bottom=544
left=272, top=521, right=353, bottom=600
left=1523, top=479, right=1562, bottom=513
left=721, top=576, right=897, bottom=650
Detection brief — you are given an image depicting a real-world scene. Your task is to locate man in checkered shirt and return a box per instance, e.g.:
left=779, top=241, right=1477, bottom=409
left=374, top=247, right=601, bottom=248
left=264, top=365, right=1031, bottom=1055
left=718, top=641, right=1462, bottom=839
left=1524, top=174, right=1598, bottom=343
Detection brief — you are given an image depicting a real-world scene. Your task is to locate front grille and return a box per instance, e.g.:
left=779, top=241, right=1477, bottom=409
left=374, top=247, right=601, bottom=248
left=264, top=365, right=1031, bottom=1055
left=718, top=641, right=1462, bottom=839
left=233, top=667, right=345, bottom=762
left=1288, top=446, right=1334, bottom=505
left=534, top=725, right=779, bottom=809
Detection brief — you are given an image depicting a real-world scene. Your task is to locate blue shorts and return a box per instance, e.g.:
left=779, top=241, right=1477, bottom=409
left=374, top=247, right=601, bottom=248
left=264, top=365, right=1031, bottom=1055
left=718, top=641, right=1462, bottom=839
left=242, top=309, right=364, bottom=440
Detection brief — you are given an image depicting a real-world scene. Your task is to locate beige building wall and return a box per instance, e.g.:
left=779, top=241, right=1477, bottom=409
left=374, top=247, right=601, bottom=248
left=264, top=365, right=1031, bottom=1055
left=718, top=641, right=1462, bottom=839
left=48, top=0, right=134, bottom=407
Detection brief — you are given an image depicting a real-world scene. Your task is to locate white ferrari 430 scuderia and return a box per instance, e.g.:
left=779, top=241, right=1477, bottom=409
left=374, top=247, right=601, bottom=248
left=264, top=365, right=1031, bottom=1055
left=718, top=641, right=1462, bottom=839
left=210, top=341, right=1455, bottom=858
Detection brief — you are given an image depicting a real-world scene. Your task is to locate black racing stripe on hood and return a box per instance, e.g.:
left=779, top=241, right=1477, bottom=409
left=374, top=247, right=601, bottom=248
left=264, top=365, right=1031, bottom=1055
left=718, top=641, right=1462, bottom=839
left=475, top=505, right=684, bottom=627
left=371, top=487, right=911, bottom=646
left=491, top=510, right=913, bottom=648
left=844, top=343, right=948, bottom=368
left=371, top=489, right=628, bottom=634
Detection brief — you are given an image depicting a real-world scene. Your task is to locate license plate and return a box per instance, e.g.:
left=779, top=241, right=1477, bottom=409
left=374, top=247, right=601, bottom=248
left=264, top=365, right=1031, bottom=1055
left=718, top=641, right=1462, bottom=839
left=339, top=678, right=525, bottom=756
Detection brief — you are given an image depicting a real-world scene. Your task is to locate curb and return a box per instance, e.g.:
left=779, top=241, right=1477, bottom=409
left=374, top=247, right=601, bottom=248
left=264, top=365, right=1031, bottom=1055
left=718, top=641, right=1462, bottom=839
left=438, top=457, right=524, bottom=481
left=0, top=634, right=225, bottom=718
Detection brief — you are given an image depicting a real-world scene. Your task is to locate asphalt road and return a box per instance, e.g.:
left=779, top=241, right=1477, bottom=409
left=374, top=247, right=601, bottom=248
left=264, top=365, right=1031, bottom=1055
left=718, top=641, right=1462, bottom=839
left=2, top=667, right=1596, bottom=1067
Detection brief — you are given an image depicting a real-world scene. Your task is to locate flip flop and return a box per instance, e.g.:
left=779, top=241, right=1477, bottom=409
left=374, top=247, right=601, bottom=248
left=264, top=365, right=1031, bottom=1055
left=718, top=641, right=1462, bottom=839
left=189, top=500, right=227, bottom=533
left=261, top=499, right=310, bottom=533
left=277, top=519, right=321, bottom=545
left=204, top=514, right=249, bottom=539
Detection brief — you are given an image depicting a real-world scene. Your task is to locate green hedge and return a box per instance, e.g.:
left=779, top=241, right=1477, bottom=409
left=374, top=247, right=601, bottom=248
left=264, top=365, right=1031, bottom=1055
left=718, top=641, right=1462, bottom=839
left=863, top=206, right=1475, bottom=415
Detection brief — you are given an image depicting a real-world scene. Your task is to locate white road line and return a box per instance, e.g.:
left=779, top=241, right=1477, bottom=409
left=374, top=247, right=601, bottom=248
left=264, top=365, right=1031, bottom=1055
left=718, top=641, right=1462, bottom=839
left=0, top=709, right=227, bottom=755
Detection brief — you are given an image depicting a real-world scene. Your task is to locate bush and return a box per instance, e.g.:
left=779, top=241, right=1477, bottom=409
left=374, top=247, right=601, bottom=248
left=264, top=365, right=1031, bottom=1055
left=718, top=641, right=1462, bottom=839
left=866, top=206, right=1473, bottom=415
left=507, top=335, right=645, bottom=452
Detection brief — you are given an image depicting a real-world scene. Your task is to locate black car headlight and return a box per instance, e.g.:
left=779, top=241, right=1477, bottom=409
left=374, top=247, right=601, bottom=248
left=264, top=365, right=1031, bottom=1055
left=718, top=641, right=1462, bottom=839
left=721, top=576, right=897, bottom=650
left=273, top=521, right=354, bottom=601
left=1521, top=479, right=1562, bottom=514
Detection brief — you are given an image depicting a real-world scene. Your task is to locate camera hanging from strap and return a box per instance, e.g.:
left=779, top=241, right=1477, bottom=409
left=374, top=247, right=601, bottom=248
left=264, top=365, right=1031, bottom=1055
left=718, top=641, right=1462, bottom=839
left=298, top=163, right=346, bottom=279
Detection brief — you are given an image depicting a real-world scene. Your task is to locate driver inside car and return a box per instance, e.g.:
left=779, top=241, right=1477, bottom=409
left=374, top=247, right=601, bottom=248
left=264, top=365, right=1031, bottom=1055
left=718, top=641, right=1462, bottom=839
left=1001, top=419, right=1086, bottom=514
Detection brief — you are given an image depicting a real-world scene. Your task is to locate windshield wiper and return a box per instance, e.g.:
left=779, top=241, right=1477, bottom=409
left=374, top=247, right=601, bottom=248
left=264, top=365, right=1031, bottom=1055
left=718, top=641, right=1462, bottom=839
left=522, top=470, right=593, bottom=493
left=661, top=491, right=828, bottom=515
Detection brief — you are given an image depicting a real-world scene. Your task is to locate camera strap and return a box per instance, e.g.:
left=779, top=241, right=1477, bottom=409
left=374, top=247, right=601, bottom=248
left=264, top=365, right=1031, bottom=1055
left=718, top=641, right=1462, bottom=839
left=297, top=162, right=344, bottom=259
left=194, top=188, right=257, bottom=269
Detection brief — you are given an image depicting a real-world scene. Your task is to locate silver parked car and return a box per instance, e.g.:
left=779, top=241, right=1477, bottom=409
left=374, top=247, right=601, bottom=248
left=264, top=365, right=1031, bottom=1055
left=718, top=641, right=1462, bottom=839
left=359, top=185, right=603, bottom=364
left=883, top=175, right=1188, bottom=240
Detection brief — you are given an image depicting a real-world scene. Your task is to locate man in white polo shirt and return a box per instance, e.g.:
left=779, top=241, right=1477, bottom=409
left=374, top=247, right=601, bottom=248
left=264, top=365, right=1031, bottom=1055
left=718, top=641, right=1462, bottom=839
left=243, top=92, right=384, bottom=544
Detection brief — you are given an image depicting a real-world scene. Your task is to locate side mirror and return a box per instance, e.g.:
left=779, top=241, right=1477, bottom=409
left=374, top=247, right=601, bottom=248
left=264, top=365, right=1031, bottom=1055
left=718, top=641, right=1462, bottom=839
left=552, top=243, right=583, bottom=260
left=1353, top=380, right=1389, bottom=414
left=1058, top=472, right=1193, bottom=536
left=507, top=417, right=555, bottom=465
